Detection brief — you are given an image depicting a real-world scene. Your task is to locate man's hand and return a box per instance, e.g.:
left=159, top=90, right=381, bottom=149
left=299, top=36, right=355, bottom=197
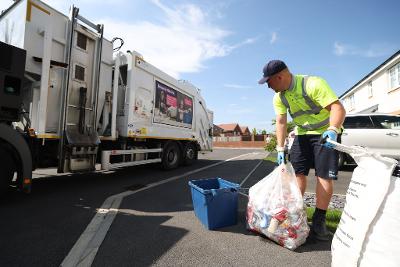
left=322, top=130, right=337, bottom=149
left=277, top=151, right=286, bottom=165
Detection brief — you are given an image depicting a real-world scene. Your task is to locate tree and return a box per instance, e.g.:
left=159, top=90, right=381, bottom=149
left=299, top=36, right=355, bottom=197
left=271, top=119, right=296, bottom=134
left=261, top=129, right=267, bottom=135
left=287, top=121, right=296, bottom=133
left=264, top=119, right=296, bottom=152
left=252, top=128, right=257, bottom=135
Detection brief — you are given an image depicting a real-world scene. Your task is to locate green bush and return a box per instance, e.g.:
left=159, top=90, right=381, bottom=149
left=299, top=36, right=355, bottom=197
left=264, top=134, right=277, bottom=152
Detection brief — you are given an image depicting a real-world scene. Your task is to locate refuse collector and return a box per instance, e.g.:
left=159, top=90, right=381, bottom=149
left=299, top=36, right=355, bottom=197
left=258, top=60, right=346, bottom=241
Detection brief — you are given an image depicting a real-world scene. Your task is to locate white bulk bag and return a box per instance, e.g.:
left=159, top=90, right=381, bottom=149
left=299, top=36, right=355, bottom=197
left=330, top=141, right=399, bottom=267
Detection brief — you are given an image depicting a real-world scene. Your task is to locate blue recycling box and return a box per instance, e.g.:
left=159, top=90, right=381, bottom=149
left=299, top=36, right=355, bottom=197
left=188, top=178, right=240, bottom=230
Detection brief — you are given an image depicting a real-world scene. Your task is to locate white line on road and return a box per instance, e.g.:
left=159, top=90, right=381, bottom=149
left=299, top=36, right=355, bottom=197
left=239, top=159, right=264, bottom=187
left=61, top=152, right=259, bottom=267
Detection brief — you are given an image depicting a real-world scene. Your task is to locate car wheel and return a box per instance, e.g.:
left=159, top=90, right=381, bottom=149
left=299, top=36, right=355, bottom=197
left=161, top=141, right=181, bottom=170
left=183, top=143, right=197, bottom=166
left=338, top=152, right=345, bottom=169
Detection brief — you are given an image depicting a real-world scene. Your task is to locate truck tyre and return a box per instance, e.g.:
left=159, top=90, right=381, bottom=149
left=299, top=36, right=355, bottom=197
left=183, top=143, right=197, bottom=166
left=0, top=147, right=14, bottom=195
left=162, top=141, right=181, bottom=170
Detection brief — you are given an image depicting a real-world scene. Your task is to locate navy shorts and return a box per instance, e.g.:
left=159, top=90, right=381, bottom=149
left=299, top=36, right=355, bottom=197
left=289, top=134, right=341, bottom=180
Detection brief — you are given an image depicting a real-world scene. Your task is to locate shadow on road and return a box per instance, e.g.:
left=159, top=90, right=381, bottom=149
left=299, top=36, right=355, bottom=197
left=0, top=159, right=222, bottom=204
left=296, top=235, right=332, bottom=252
left=122, top=159, right=272, bottom=213
left=93, top=211, right=189, bottom=267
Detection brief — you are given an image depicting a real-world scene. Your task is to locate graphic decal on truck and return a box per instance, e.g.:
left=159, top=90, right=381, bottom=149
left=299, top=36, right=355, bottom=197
left=153, top=81, right=193, bottom=128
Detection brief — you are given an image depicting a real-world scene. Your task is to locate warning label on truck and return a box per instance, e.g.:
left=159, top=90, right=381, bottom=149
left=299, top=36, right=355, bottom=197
left=153, top=81, right=193, bottom=128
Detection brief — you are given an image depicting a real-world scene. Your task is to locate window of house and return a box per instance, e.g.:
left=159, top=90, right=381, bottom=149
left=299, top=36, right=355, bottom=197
left=389, top=63, right=400, bottom=90
left=75, top=65, right=85, bottom=81
left=77, top=32, right=87, bottom=50
left=398, top=64, right=400, bottom=85
left=349, top=94, right=355, bottom=109
left=367, top=81, right=373, bottom=97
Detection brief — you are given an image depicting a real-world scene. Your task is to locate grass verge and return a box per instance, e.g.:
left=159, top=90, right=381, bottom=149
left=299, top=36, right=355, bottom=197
left=265, top=151, right=277, bottom=163
left=265, top=155, right=277, bottom=163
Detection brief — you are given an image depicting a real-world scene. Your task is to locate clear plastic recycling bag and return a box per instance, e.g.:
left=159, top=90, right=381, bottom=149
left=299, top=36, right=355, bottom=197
left=246, top=162, right=310, bottom=250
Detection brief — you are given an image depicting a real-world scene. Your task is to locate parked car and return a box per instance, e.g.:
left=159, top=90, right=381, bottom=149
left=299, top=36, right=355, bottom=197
left=339, top=113, right=400, bottom=168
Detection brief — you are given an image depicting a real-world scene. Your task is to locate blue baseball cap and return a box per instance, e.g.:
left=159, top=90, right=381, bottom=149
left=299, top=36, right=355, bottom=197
left=258, top=60, right=287, bottom=84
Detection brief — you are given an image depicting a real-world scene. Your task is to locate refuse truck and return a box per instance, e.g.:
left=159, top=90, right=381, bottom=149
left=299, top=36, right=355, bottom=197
left=0, top=0, right=213, bottom=194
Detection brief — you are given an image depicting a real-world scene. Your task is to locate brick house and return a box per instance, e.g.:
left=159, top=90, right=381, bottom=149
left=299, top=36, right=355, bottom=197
left=212, top=124, right=224, bottom=136
left=240, top=126, right=251, bottom=136
left=218, top=123, right=242, bottom=136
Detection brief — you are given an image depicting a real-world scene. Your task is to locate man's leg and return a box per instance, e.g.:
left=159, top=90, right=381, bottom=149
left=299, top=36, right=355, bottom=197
left=290, top=135, right=312, bottom=196
left=311, top=177, right=334, bottom=241
left=296, top=174, right=307, bottom=196
left=316, top=177, right=333, bottom=209
left=311, top=135, right=338, bottom=241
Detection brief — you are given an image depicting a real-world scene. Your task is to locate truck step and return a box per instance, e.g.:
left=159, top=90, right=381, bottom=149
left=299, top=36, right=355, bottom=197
left=101, top=148, right=162, bottom=170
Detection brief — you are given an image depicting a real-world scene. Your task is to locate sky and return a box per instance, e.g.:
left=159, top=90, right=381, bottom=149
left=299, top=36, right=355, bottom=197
left=1, top=0, right=399, bottom=132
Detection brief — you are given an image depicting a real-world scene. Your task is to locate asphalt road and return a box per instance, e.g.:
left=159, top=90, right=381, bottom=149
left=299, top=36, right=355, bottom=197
left=0, top=148, right=354, bottom=267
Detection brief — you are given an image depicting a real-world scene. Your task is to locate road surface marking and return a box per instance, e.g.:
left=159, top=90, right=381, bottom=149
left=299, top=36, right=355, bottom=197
left=61, top=152, right=259, bottom=267
left=239, top=159, right=264, bottom=187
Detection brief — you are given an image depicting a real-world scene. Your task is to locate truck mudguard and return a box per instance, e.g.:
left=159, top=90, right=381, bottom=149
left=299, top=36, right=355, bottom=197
left=0, top=124, right=32, bottom=190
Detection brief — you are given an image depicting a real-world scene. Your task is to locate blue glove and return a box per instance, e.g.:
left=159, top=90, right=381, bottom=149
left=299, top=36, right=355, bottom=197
left=277, top=151, right=286, bottom=165
left=322, top=130, right=337, bottom=149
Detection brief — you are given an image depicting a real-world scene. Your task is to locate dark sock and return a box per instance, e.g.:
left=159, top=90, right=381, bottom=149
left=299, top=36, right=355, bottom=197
left=315, top=208, right=327, bottom=216
left=312, top=208, right=331, bottom=238
left=313, top=208, right=327, bottom=222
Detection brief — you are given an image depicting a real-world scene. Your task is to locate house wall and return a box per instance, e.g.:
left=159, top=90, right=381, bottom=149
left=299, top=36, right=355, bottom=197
left=341, top=53, right=400, bottom=115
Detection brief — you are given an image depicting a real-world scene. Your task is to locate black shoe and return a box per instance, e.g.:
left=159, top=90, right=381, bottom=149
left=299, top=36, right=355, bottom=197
left=311, top=228, right=333, bottom=241
left=311, top=219, right=333, bottom=241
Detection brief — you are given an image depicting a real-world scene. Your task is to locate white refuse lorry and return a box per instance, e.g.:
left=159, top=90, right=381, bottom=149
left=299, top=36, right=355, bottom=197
left=0, top=0, right=213, bottom=194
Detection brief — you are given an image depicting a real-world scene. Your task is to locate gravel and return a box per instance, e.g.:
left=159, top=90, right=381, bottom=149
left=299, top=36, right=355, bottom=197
left=304, top=192, right=346, bottom=210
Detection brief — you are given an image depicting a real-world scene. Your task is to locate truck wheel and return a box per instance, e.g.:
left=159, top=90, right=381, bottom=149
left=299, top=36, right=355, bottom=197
left=162, top=142, right=181, bottom=170
left=0, top=148, right=14, bottom=195
left=183, top=143, right=197, bottom=166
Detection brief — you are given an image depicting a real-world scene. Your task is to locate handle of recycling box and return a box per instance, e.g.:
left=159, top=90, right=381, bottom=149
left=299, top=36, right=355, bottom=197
left=206, top=188, right=239, bottom=205
left=210, top=188, right=237, bottom=196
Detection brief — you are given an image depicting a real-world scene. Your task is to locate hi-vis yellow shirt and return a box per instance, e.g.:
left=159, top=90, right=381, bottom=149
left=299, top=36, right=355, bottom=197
left=273, top=75, right=338, bottom=135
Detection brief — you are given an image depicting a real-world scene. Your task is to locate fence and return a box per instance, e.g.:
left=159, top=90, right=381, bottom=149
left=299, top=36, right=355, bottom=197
left=213, top=136, right=242, bottom=142
left=212, top=135, right=270, bottom=148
